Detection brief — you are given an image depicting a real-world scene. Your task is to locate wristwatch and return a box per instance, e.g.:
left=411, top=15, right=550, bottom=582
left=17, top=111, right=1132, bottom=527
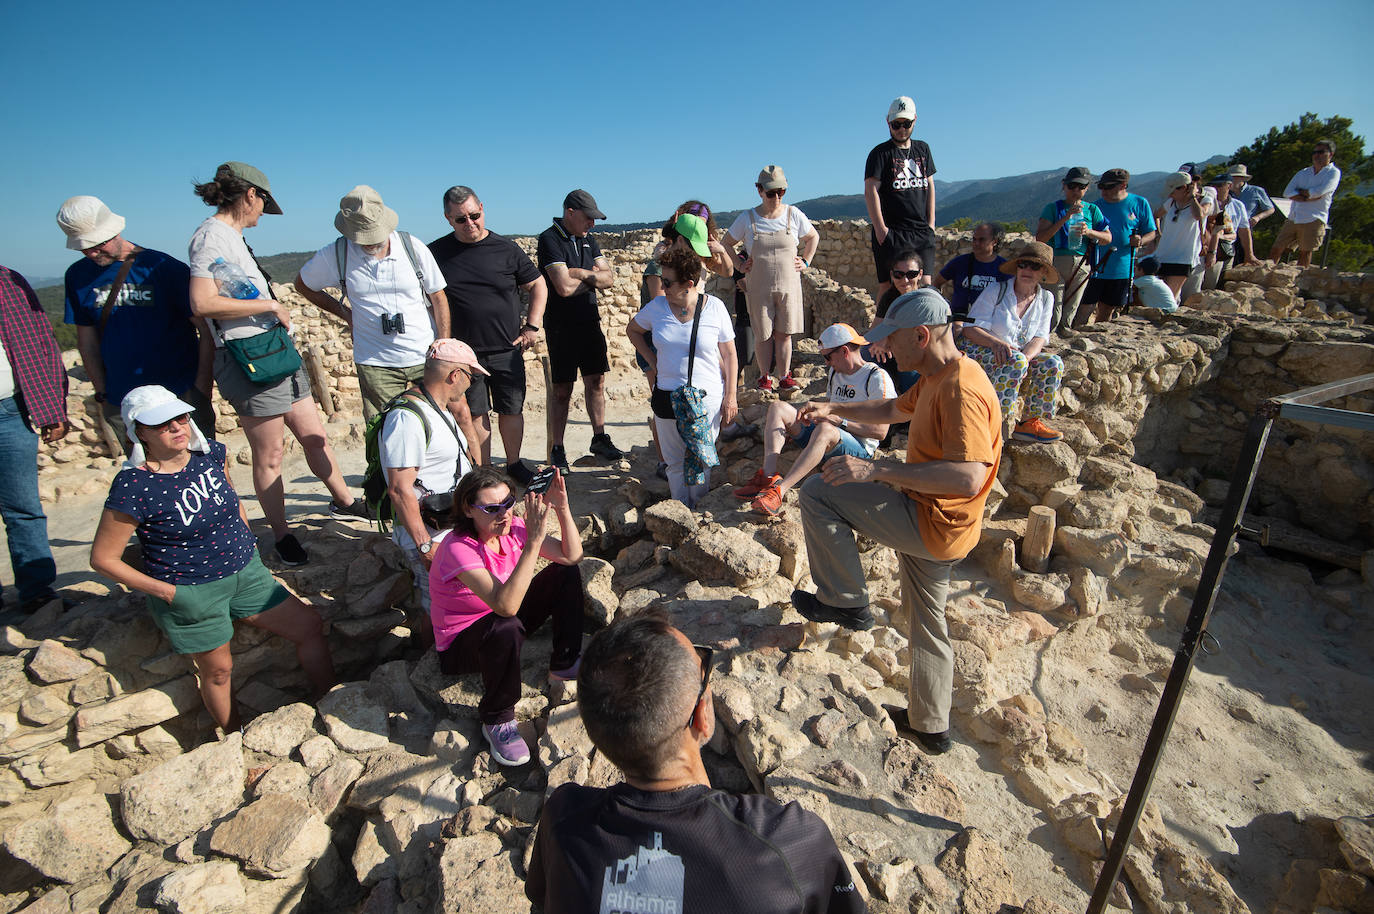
left=418, top=541, right=433, bottom=556
left=839, top=418, right=849, bottom=430
left=523, top=322, right=541, bottom=334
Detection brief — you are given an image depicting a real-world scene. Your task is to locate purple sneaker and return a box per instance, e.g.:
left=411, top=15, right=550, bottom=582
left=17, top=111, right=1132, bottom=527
left=549, top=657, right=581, bottom=682
left=482, top=721, right=530, bottom=766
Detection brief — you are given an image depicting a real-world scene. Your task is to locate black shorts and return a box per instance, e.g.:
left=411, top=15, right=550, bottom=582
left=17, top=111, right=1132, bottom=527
left=1082, top=277, right=1131, bottom=310
left=546, top=323, right=611, bottom=385
left=872, top=228, right=936, bottom=285
left=465, top=348, right=526, bottom=416
left=1157, top=262, right=1192, bottom=278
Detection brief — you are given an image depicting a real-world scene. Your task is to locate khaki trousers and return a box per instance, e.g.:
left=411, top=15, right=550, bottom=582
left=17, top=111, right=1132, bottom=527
left=799, top=475, right=957, bottom=732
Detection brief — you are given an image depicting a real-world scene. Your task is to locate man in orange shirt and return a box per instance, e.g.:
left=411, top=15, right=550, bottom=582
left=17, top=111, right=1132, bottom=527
left=795, top=288, right=1001, bottom=754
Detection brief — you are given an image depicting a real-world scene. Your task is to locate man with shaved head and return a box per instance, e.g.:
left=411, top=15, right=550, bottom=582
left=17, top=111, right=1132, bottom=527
left=526, top=609, right=864, bottom=913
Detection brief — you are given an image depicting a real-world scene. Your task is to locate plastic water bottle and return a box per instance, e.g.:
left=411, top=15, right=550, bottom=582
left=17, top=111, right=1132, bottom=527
left=1065, top=213, right=1087, bottom=255
left=210, top=258, right=260, bottom=300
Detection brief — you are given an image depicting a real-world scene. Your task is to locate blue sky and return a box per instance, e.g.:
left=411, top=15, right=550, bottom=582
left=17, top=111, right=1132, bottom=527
left=5, top=0, right=1372, bottom=282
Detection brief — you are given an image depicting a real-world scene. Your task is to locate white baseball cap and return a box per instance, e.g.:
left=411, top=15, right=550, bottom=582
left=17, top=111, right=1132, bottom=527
left=818, top=323, right=869, bottom=351
left=887, top=97, right=916, bottom=122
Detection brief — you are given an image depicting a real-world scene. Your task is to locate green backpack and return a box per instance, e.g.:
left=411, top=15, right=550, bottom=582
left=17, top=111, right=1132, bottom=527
left=361, top=391, right=432, bottom=534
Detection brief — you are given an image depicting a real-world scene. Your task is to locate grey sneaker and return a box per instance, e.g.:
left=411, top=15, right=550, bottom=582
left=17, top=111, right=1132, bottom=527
left=330, top=498, right=372, bottom=520
left=792, top=589, right=873, bottom=631
left=589, top=433, right=625, bottom=460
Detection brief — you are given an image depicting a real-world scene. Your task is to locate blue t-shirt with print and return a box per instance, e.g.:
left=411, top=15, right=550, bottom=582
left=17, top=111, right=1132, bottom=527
left=1091, top=194, right=1157, bottom=281
left=938, top=254, right=1007, bottom=317
left=104, top=441, right=257, bottom=585
left=64, top=249, right=199, bottom=405
left=1039, top=200, right=1109, bottom=253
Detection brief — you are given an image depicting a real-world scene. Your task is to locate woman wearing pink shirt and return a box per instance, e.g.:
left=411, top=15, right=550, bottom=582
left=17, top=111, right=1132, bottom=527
left=429, top=465, right=583, bottom=767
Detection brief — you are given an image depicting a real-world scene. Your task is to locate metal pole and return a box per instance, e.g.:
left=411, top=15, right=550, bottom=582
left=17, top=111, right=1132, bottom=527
left=1085, top=405, right=1276, bottom=914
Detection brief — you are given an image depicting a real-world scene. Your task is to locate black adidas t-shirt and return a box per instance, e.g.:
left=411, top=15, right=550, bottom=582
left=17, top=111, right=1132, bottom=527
left=864, top=138, right=937, bottom=239
left=428, top=231, right=540, bottom=353
left=527, top=783, right=865, bottom=913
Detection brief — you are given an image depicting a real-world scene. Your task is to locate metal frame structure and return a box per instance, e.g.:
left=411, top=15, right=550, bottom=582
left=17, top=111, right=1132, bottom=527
left=1086, top=372, right=1374, bottom=914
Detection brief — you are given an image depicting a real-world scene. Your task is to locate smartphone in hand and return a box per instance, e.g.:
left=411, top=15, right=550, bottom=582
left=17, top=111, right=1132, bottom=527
left=525, top=466, right=557, bottom=495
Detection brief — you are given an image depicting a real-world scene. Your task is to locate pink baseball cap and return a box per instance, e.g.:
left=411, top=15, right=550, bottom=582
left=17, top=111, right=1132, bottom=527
left=427, top=338, right=490, bottom=375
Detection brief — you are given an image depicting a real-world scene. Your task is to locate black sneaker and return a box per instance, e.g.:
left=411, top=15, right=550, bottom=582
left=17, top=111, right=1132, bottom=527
left=881, top=704, right=952, bottom=755
left=330, top=498, right=372, bottom=520
left=549, top=445, right=571, bottom=476
left=589, top=433, right=625, bottom=460
left=506, top=460, right=535, bottom=486
left=792, top=589, right=874, bottom=631
left=19, top=592, right=74, bottom=614
left=274, top=534, right=309, bottom=566
left=719, top=421, right=758, bottom=442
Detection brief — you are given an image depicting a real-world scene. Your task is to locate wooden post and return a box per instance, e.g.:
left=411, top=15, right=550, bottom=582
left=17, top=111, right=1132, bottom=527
left=303, top=345, right=335, bottom=417
left=1021, top=505, right=1056, bottom=574
left=90, top=401, right=122, bottom=459
left=539, top=352, right=554, bottom=463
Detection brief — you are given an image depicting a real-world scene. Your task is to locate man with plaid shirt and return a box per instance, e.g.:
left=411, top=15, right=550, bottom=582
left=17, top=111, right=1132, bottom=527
left=0, top=266, right=69, bottom=613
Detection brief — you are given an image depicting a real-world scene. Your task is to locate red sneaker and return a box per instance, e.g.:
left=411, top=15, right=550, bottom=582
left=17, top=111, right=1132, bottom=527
left=1012, top=418, right=1063, bottom=443
left=757, top=376, right=774, bottom=391
left=752, top=483, right=785, bottom=516
left=734, top=470, right=780, bottom=499
left=779, top=374, right=799, bottom=391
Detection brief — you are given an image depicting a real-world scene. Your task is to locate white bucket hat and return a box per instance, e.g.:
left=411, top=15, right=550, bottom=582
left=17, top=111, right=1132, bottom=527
left=335, top=185, right=398, bottom=246
left=120, top=385, right=209, bottom=469
left=57, top=196, right=126, bottom=251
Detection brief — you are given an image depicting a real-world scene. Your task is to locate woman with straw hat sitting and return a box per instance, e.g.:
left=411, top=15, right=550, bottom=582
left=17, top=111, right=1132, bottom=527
left=958, top=240, right=1065, bottom=443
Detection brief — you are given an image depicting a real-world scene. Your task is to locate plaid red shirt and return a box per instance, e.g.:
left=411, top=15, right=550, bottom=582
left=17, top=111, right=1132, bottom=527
left=0, top=266, right=68, bottom=428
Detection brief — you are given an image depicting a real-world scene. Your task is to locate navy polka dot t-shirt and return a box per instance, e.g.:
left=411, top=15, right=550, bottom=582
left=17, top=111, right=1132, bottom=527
left=104, top=440, right=258, bottom=585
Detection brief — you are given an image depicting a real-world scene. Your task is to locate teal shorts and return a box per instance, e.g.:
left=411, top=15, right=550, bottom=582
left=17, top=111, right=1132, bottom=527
left=146, top=553, right=291, bottom=654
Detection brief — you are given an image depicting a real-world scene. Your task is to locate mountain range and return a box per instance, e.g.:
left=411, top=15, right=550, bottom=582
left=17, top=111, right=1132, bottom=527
left=598, top=156, right=1234, bottom=234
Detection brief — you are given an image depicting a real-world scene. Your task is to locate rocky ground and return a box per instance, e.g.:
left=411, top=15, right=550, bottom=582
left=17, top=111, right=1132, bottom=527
left=0, top=239, right=1371, bottom=913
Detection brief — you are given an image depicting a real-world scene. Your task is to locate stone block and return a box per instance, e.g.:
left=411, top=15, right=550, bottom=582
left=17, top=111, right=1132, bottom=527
left=208, top=794, right=331, bottom=877
left=120, top=732, right=246, bottom=845
left=4, top=793, right=130, bottom=884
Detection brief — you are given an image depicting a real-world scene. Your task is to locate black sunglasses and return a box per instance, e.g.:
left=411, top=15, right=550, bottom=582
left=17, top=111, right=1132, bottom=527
left=685, top=644, right=713, bottom=729
left=1016, top=260, right=1044, bottom=271
left=474, top=494, right=516, bottom=515
left=889, top=120, right=913, bottom=130
left=764, top=188, right=785, bottom=198
left=450, top=209, right=483, bottom=225
left=138, top=412, right=191, bottom=431
left=891, top=268, right=922, bottom=280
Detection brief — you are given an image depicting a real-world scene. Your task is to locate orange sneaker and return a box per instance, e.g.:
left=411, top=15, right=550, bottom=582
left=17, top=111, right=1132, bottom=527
left=752, top=483, right=785, bottom=516
left=734, top=470, right=779, bottom=499
left=1012, top=418, right=1062, bottom=443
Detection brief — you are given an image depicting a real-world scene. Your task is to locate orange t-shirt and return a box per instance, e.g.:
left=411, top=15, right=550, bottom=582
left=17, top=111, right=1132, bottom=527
left=894, top=355, right=1002, bottom=561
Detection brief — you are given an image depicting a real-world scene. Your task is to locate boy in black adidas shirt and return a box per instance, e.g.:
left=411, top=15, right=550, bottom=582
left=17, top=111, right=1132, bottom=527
left=526, top=611, right=864, bottom=913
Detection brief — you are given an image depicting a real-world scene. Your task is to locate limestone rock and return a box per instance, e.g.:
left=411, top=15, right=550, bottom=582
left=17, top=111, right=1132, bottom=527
left=1054, top=527, right=1131, bottom=578
left=539, top=701, right=593, bottom=767
left=711, top=678, right=756, bottom=734
left=352, top=818, right=394, bottom=886
left=883, top=739, right=966, bottom=822
left=298, top=734, right=338, bottom=773
left=437, top=832, right=524, bottom=913
left=19, top=688, right=72, bottom=727
left=735, top=715, right=806, bottom=783
left=120, top=732, right=246, bottom=844
left=310, top=756, right=365, bottom=820
left=28, top=639, right=96, bottom=684
left=644, top=499, right=698, bottom=546
left=1007, top=440, right=1082, bottom=493
left=12, top=743, right=94, bottom=787
left=251, top=761, right=310, bottom=801
left=1337, top=816, right=1374, bottom=878
left=936, top=828, right=1019, bottom=913
left=154, top=861, right=246, bottom=914
left=242, top=702, right=317, bottom=757
left=580, top=557, right=619, bottom=626
left=74, top=674, right=201, bottom=747
left=208, top=794, right=331, bottom=877
left=317, top=681, right=389, bottom=752
left=4, top=792, right=130, bottom=883
left=0, top=655, right=29, bottom=706
left=671, top=524, right=780, bottom=587
left=348, top=748, right=446, bottom=812
left=858, top=856, right=915, bottom=903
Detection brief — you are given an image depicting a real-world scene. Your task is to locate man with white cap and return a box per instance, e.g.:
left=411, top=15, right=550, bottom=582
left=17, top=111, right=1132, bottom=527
left=379, top=338, right=484, bottom=610
left=0, top=265, right=69, bottom=613
left=734, top=322, right=894, bottom=516
left=864, top=96, right=937, bottom=300
left=792, top=289, right=1001, bottom=756
left=295, top=186, right=475, bottom=443
left=57, top=196, right=215, bottom=447
left=536, top=189, right=623, bottom=474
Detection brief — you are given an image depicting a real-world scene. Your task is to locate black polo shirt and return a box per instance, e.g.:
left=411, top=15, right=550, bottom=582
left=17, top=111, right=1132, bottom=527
left=536, top=218, right=604, bottom=331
